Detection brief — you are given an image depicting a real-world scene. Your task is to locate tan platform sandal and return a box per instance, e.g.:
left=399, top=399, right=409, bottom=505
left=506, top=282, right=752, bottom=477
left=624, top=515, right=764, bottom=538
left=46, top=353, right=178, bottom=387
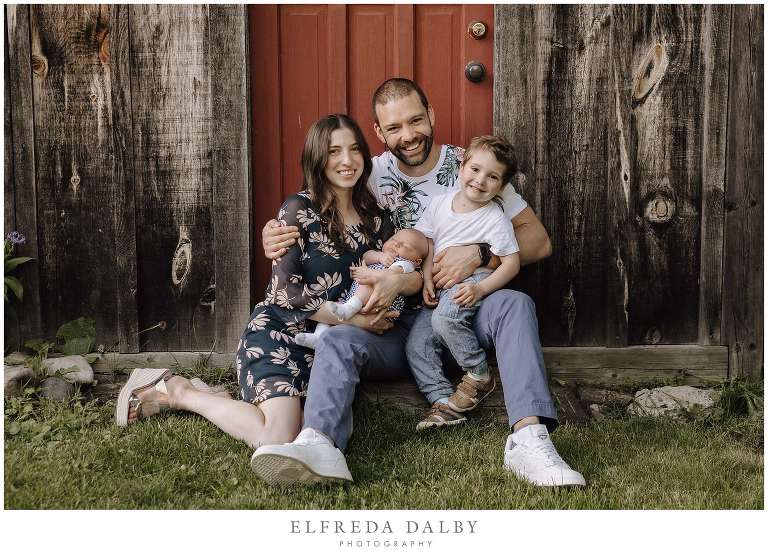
left=115, top=369, right=224, bottom=427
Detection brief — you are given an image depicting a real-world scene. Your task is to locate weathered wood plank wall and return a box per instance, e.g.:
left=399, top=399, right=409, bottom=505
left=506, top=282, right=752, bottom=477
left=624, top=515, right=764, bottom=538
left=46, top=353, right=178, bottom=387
left=108, top=5, right=139, bottom=353
left=30, top=5, right=124, bottom=348
left=495, top=5, right=762, bottom=378
left=131, top=5, right=218, bottom=351
left=5, top=5, right=42, bottom=342
left=723, top=4, right=764, bottom=380
left=4, top=5, right=250, bottom=353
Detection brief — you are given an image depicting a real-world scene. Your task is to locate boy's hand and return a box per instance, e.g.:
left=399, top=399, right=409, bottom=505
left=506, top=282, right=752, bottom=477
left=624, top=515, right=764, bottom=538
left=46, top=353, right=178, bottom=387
left=452, top=282, right=483, bottom=307
left=423, top=280, right=438, bottom=307
left=262, top=219, right=301, bottom=260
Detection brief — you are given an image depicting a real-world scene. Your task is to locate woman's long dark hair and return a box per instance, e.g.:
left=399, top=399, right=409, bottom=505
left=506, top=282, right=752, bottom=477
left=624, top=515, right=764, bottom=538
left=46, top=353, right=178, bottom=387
left=301, top=114, right=382, bottom=251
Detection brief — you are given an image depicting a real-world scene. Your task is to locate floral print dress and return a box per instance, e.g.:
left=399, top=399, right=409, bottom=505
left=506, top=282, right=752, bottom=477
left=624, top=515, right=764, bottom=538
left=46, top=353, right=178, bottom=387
left=236, top=191, right=394, bottom=404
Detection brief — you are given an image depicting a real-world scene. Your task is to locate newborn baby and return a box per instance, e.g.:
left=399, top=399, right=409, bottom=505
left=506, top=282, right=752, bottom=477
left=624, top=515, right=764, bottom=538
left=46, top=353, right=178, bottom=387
left=295, top=228, right=428, bottom=349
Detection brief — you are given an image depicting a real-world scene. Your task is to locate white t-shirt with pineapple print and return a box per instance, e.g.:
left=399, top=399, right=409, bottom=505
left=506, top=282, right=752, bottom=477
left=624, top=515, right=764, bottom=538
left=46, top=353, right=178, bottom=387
left=367, top=144, right=528, bottom=230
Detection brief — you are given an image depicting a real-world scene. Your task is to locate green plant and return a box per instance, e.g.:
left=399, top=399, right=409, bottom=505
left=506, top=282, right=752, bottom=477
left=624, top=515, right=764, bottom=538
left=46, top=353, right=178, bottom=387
left=4, top=231, right=34, bottom=306
left=23, top=338, right=54, bottom=379
left=56, top=317, right=96, bottom=355
left=5, top=387, right=102, bottom=442
left=709, top=378, right=764, bottom=420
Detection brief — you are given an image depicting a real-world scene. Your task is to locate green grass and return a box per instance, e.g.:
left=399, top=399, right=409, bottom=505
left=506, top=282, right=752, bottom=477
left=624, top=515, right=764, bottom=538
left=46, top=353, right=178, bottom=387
left=4, top=392, right=763, bottom=509
left=6, top=344, right=763, bottom=511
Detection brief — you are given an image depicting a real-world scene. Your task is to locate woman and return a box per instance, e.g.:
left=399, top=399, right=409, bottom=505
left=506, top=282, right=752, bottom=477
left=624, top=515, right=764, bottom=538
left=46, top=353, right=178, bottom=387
left=115, top=114, right=396, bottom=455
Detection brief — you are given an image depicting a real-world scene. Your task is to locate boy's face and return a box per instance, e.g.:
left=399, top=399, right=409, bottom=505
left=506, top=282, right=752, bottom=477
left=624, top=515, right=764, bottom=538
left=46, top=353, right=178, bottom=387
left=458, top=149, right=506, bottom=204
left=382, top=230, right=428, bottom=263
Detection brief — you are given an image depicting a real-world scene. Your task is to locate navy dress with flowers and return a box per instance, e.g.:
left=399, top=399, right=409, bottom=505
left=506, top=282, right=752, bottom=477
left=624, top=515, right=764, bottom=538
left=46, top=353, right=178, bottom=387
left=236, top=191, right=394, bottom=404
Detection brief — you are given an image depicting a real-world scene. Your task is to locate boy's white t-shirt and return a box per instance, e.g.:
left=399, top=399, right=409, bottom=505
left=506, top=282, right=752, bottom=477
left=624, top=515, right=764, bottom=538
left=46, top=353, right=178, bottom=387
left=368, top=145, right=527, bottom=230
left=414, top=190, right=520, bottom=275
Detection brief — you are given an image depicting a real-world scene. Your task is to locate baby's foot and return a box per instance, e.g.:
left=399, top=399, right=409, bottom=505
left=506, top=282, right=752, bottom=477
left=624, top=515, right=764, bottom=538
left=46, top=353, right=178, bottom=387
left=327, top=301, right=349, bottom=321
left=294, top=332, right=317, bottom=349
left=328, top=300, right=361, bottom=321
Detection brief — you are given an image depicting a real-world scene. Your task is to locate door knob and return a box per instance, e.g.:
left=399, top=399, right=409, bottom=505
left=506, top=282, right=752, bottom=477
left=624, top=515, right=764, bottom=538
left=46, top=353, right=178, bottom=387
left=464, top=61, right=486, bottom=83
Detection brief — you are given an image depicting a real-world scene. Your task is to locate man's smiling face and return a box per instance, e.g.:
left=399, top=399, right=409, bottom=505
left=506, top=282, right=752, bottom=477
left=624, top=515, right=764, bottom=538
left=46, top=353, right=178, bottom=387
left=374, top=91, right=435, bottom=167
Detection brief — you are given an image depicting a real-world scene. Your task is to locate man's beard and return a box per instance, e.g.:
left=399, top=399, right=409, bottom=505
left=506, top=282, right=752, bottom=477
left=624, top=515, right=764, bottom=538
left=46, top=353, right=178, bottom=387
left=389, top=131, right=434, bottom=167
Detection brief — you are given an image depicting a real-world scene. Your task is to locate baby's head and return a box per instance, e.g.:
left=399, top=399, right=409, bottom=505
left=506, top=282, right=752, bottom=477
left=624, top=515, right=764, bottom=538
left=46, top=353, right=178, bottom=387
left=382, top=229, right=429, bottom=266
left=459, top=135, right=517, bottom=204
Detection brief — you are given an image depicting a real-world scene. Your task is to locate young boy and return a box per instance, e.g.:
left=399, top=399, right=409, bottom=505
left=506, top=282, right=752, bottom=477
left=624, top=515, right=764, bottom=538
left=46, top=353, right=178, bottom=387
left=408, top=135, right=521, bottom=430
left=295, top=228, right=429, bottom=348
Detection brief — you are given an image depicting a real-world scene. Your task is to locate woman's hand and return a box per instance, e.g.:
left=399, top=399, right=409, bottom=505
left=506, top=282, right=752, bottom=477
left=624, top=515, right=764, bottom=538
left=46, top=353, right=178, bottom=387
left=262, top=219, right=301, bottom=260
left=452, top=282, right=483, bottom=307
left=349, top=267, right=402, bottom=323
left=432, top=245, right=481, bottom=289
left=347, top=310, right=399, bottom=334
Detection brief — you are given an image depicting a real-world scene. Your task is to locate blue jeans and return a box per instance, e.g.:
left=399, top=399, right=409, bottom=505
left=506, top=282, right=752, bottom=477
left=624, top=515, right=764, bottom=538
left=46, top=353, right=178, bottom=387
left=303, top=290, right=557, bottom=451
left=406, top=274, right=489, bottom=400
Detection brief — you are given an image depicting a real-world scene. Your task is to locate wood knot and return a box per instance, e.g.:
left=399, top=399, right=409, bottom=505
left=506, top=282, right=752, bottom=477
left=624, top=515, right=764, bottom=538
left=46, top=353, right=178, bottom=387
left=644, top=327, right=662, bottom=345
left=632, top=43, right=668, bottom=108
left=199, top=280, right=216, bottom=312
left=98, top=30, right=110, bottom=64
left=171, top=227, right=192, bottom=289
left=643, top=191, right=676, bottom=224
left=31, top=54, right=48, bottom=77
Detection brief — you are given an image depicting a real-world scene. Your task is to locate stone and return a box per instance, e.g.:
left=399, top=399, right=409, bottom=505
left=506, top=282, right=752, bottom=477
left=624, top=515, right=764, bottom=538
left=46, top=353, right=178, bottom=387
left=43, top=355, right=94, bottom=384
left=4, top=351, right=31, bottom=365
left=551, top=382, right=591, bottom=424
left=578, top=386, right=634, bottom=407
left=40, top=377, right=75, bottom=400
left=588, top=404, right=605, bottom=420
left=627, top=385, right=720, bottom=419
left=5, top=364, right=34, bottom=398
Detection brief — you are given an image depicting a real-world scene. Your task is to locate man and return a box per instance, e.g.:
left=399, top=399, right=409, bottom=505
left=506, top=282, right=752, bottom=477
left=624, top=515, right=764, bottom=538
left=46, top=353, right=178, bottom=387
left=252, top=79, right=585, bottom=487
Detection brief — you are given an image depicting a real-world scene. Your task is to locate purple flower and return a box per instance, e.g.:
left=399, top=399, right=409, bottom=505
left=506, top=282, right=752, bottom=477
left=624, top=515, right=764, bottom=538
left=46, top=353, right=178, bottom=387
left=6, top=231, right=26, bottom=245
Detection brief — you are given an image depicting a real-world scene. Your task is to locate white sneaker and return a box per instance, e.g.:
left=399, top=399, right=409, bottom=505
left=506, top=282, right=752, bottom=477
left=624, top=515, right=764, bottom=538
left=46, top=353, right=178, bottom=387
left=250, top=428, right=353, bottom=486
left=503, top=424, right=586, bottom=487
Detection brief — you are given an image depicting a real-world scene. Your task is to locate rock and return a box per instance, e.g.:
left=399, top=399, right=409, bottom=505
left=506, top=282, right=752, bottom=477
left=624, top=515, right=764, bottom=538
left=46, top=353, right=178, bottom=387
left=43, top=355, right=94, bottom=384
left=588, top=404, right=605, bottom=420
left=4, top=364, right=34, bottom=397
left=578, top=386, right=634, bottom=407
left=4, top=351, right=31, bottom=365
left=627, top=385, right=720, bottom=419
left=40, top=377, right=75, bottom=400
left=551, top=382, right=591, bottom=424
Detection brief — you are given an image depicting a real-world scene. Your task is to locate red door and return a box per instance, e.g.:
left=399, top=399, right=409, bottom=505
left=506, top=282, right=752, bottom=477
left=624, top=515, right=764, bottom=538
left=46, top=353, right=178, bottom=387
left=249, top=4, right=494, bottom=296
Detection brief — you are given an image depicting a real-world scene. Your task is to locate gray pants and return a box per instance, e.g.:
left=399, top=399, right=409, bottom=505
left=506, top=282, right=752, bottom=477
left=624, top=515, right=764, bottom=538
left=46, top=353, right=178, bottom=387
left=303, top=290, right=557, bottom=451
left=408, top=273, right=490, bottom=395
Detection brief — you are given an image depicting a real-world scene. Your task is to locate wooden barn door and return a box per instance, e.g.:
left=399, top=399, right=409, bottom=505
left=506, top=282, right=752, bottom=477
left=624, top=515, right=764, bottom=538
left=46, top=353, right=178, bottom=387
left=249, top=4, right=494, bottom=297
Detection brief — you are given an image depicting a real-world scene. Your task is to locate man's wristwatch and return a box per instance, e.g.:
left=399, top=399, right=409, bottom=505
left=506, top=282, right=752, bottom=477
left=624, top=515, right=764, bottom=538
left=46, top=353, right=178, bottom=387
left=477, top=243, right=492, bottom=267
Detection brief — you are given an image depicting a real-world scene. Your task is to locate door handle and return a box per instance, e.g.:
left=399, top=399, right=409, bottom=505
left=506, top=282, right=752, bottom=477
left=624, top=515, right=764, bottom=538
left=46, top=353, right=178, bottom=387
left=464, top=61, right=486, bottom=83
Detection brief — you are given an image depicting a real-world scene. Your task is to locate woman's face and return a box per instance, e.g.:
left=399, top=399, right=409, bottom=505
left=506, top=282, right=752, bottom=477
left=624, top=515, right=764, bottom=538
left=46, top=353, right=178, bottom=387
left=324, top=127, right=365, bottom=193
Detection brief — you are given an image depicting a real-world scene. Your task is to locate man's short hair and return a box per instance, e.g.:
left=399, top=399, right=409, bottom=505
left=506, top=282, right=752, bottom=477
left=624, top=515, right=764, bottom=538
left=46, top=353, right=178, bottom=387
left=372, top=78, right=429, bottom=122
